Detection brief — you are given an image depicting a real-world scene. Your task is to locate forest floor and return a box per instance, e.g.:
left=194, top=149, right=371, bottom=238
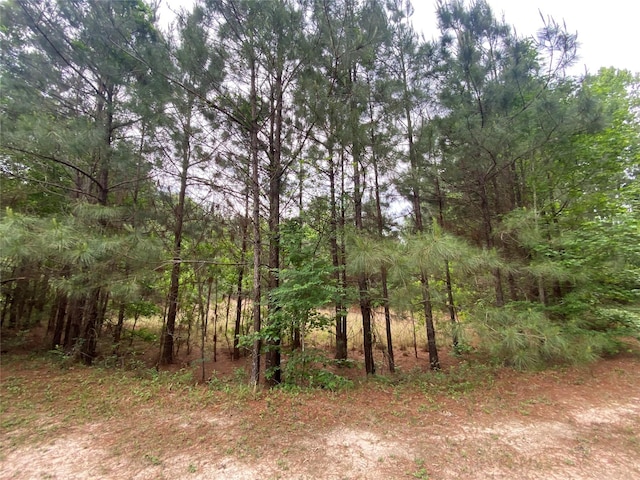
left=1, top=335, right=640, bottom=480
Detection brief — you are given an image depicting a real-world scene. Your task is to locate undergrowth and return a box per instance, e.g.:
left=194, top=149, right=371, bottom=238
left=470, top=302, right=639, bottom=370
left=372, top=360, right=497, bottom=398
left=280, top=348, right=354, bottom=392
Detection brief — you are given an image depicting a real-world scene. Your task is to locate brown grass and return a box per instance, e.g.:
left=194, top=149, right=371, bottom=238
left=107, top=299, right=458, bottom=374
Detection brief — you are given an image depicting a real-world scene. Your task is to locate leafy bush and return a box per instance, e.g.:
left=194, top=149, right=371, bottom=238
left=131, top=327, right=158, bottom=343
left=281, top=349, right=353, bottom=391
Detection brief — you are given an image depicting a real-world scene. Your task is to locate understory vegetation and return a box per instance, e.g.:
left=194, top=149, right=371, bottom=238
left=1, top=0, right=639, bottom=390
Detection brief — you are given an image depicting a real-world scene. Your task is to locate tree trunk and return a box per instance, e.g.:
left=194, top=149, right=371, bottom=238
left=113, top=301, right=126, bottom=350
left=9, top=274, right=28, bottom=329
left=404, top=80, right=440, bottom=370
left=234, top=265, right=245, bottom=361
left=338, top=149, right=348, bottom=358
left=35, top=273, right=49, bottom=319
left=201, top=277, right=213, bottom=382
left=162, top=259, right=181, bottom=364
left=371, top=134, right=394, bottom=372
left=421, top=274, right=440, bottom=370
left=265, top=66, right=284, bottom=387
left=0, top=286, right=11, bottom=328
left=161, top=103, right=192, bottom=365
left=63, top=296, right=84, bottom=350
left=480, top=187, right=505, bottom=306
left=249, top=56, right=262, bottom=389
left=359, top=277, right=375, bottom=375
left=97, top=290, right=109, bottom=337
left=381, top=269, right=395, bottom=372
left=444, top=260, right=458, bottom=350
left=78, top=287, right=101, bottom=365
left=352, top=109, right=374, bottom=375
left=51, top=292, right=68, bottom=349
left=435, top=174, right=459, bottom=350
left=23, top=277, right=36, bottom=328
left=328, top=149, right=348, bottom=360
left=234, top=196, right=250, bottom=360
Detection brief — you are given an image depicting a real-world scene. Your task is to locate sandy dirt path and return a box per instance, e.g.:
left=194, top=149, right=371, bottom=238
left=2, top=357, right=639, bottom=479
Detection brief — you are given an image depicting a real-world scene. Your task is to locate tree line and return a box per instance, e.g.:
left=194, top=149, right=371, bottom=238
left=1, top=0, right=638, bottom=386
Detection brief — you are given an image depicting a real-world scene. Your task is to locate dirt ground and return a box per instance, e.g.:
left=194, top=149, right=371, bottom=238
left=1, top=345, right=639, bottom=480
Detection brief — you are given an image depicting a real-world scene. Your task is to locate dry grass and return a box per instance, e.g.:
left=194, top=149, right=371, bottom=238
left=114, top=300, right=459, bottom=374
left=306, top=307, right=432, bottom=353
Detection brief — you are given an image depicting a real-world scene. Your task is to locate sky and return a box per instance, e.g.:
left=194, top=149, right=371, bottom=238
left=160, top=0, right=640, bottom=75
left=411, top=0, right=640, bottom=75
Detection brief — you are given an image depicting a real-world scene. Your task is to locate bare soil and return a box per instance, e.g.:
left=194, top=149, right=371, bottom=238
left=1, top=343, right=639, bottom=480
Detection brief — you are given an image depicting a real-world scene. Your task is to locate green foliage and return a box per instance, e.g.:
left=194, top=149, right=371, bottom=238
left=378, top=360, right=497, bottom=397
left=424, top=361, right=496, bottom=397
left=410, top=458, right=430, bottom=479
left=265, top=219, right=337, bottom=344
left=470, top=302, right=633, bottom=370
left=281, top=349, right=353, bottom=391
left=0, top=207, right=162, bottom=297
left=126, top=301, right=161, bottom=319
left=347, top=233, right=394, bottom=277
left=1, top=0, right=638, bottom=377
left=131, top=327, right=158, bottom=343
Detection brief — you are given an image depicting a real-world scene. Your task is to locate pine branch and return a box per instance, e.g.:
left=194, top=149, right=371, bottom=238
left=1, top=145, right=104, bottom=193
left=16, top=0, right=103, bottom=98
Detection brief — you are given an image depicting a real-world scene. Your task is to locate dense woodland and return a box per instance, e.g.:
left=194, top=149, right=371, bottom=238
left=1, top=0, right=638, bottom=387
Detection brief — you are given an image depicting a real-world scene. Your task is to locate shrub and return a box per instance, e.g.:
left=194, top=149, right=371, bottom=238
left=281, top=349, right=353, bottom=391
